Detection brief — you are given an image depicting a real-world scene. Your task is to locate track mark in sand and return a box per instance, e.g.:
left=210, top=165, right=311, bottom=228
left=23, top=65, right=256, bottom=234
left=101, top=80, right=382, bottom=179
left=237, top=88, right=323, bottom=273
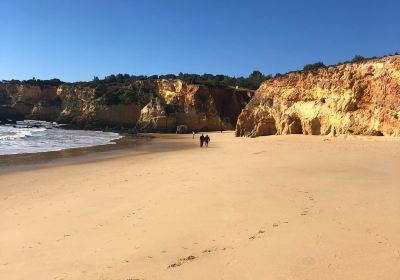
left=249, top=221, right=286, bottom=240
left=252, top=150, right=267, bottom=155
left=300, top=209, right=309, bottom=216
left=249, top=229, right=266, bottom=240
left=181, top=255, right=196, bottom=261
left=167, top=262, right=182, bottom=268
left=202, top=247, right=227, bottom=254
left=167, top=247, right=228, bottom=269
left=295, top=189, right=317, bottom=217
left=272, top=222, right=280, bottom=227
left=122, top=211, right=136, bottom=219
left=167, top=255, right=196, bottom=268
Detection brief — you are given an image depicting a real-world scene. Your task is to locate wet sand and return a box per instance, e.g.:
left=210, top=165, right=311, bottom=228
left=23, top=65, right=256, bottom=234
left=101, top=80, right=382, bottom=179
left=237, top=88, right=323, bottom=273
left=1, top=132, right=400, bottom=279
left=0, top=134, right=153, bottom=174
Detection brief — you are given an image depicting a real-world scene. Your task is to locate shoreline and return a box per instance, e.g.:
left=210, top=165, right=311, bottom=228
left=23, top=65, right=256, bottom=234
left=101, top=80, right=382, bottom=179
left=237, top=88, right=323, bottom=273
left=0, top=134, right=146, bottom=174
left=0, top=133, right=199, bottom=175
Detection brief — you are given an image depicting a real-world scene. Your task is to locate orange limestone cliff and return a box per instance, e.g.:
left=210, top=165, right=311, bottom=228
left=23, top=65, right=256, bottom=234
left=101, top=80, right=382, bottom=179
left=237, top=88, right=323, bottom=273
left=0, top=79, right=253, bottom=132
left=137, top=79, right=253, bottom=132
left=236, top=56, right=400, bottom=137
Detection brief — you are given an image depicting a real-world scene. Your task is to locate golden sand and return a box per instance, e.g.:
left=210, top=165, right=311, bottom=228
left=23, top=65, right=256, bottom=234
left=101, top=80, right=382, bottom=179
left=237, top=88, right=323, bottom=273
left=1, top=132, right=400, bottom=279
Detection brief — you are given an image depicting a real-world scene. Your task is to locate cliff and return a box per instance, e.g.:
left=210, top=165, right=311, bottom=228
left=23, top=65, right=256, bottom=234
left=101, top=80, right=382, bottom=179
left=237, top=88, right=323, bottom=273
left=236, top=56, right=400, bottom=137
left=137, top=80, right=253, bottom=132
left=0, top=79, right=253, bottom=132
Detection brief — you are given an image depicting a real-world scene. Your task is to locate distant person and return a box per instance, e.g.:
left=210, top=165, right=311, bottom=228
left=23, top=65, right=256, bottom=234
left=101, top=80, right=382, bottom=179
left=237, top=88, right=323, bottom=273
left=200, top=134, right=205, bottom=147
left=204, top=134, right=210, bottom=147
left=192, top=131, right=195, bottom=139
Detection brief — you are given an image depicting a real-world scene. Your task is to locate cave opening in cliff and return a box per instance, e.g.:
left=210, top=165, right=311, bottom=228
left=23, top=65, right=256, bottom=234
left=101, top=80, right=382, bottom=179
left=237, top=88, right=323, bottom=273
left=288, top=115, right=303, bottom=134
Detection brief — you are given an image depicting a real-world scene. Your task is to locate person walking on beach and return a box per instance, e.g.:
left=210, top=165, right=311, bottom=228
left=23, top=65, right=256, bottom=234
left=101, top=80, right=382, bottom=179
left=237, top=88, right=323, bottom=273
left=192, top=131, right=195, bottom=139
left=204, top=134, right=210, bottom=147
left=200, top=134, right=205, bottom=147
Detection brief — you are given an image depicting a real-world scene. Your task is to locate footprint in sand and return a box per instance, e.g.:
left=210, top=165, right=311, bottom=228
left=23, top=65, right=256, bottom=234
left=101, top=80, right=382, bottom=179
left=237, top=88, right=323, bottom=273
left=168, top=247, right=228, bottom=269
left=180, top=255, right=196, bottom=261
left=167, top=262, right=182, bottom=268
left=167, top=255, right=197, bottom=269
left=249, top=229, right=266, bottom=240
left=301, top=210, right=309, bottom=216
left=202, top=247, right=227, bottom=254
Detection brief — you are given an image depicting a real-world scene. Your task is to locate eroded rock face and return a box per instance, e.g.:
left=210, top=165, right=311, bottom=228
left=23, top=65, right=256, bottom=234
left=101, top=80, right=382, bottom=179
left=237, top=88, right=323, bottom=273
left=0, top=84, right=60, bottom=122
left=236, top=56, right=400, bottom=137
left=136, top=79, right=254, bottom=132
left=0, top=79, right=253, bottom=131
left=56, top=85, right=142, bottom=128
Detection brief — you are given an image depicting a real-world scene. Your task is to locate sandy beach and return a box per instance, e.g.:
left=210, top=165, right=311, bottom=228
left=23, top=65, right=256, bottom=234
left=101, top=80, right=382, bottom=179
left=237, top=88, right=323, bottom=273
left=1, top=132, right=400, bottom=280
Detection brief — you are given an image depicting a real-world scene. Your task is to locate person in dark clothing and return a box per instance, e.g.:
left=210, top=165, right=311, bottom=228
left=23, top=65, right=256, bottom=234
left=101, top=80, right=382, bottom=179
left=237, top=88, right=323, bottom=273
left=200, top=134, right=205, bottom=147
left=204, top=135, right=210, bottom=147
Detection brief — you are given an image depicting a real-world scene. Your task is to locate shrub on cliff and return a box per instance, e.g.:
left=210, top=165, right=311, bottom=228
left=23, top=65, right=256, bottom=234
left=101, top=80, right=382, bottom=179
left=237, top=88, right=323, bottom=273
left=100, top=88, right=136, bottom=105
left=351, top=55, right=366, bottom=63
left=247, top=71, right=272, bottom=89
left=96, top=82, right=152, bottom=106
left=50, top=96, right=62, bottom=107
left=303, top=62, right=326, bottom=72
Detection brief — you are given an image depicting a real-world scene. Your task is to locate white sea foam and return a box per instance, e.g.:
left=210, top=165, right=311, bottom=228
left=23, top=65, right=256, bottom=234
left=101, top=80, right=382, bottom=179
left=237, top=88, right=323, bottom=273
left=0, top=121, right=122, bottom=155
left=0, top=130, right=33, bottom=140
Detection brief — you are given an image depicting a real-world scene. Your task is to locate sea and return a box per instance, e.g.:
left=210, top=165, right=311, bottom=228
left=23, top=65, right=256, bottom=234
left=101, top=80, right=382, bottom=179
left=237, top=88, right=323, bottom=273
left=0, top=120, right=122, bottom=155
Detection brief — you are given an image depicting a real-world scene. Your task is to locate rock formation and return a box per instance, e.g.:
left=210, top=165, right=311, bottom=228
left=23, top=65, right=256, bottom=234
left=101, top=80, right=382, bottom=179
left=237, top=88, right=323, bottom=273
left=0, top=84, right=60, bottom=122
left=136, top=79, right=253, bottom=132
left=0, top=83, right=141, bottom=128
left=0, top=79, right=253, bottom=132
left=236, top=55, right=400, bottom=137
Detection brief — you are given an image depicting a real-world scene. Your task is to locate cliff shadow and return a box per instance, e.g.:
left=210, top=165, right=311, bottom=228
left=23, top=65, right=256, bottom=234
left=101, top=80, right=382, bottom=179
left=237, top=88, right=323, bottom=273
left=288, top=115, right=303, bottom=134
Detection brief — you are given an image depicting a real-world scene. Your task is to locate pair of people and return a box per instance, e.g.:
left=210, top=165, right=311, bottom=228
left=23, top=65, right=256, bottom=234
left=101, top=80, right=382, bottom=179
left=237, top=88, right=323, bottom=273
left=199, top=134, right=210, bottom=147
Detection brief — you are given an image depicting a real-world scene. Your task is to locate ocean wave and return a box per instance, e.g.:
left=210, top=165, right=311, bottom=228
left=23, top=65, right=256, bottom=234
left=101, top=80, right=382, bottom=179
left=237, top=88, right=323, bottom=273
left=0, top=130, right=33, bottom=140
left=0, top=123, right=122, bottom=155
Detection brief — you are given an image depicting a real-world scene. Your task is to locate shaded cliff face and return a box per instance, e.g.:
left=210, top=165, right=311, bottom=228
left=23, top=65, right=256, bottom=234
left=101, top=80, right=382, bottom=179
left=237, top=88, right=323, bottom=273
left=0, top=84, right=141, bottom=128
left=137, top=80, right=254, bottom=132
left=236, top=56, right=400, bottom=137
left=56, top=85, right=141, bottom=128
left=0, top=84, right=60, bottom=121
left=0, top=80, right=254, bottom=132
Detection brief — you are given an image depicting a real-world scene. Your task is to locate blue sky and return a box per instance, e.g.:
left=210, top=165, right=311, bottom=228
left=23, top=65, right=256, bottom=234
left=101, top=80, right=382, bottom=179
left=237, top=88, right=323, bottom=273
left=1, top=0, right=399, bottom=82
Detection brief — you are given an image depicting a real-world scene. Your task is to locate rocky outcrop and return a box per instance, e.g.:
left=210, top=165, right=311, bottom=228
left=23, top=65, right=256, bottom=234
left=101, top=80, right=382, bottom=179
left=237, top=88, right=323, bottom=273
left=56, top=85, right=142, bottom=128
left=136, top=80, right=253, bottom=132
left=0, top=84, right=60, bottom=122
left=0, top=84, right=141, bottom=128
left=236, top=56, right=400, bottom=137
left=0, top=79, right=253, bottom=132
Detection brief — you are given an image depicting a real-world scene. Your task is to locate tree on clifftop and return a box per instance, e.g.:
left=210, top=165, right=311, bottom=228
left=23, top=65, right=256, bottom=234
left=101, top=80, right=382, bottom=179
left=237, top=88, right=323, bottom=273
left=303, top=62, right=326, bottom=72
left=351, top=55, right=366, bottom=63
